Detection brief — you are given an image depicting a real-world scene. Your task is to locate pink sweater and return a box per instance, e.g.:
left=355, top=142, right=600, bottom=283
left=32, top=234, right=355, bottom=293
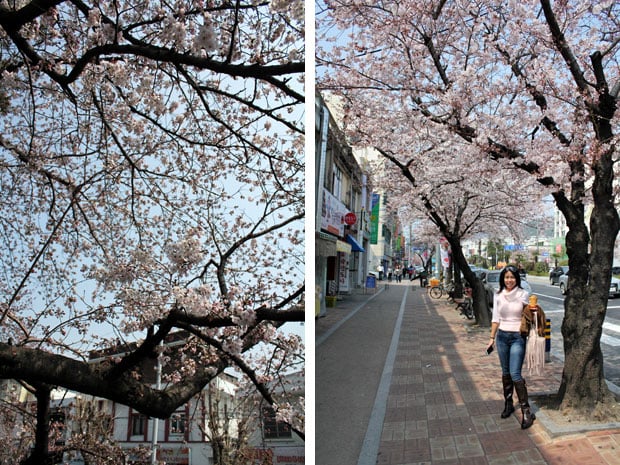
left=492, top=287, right=529, bottom=333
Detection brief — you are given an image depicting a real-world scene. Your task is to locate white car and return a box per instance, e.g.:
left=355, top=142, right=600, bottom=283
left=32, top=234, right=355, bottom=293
left=558, top=272, right=620, bottom=298
left=483, top=270, right=532, bottom=308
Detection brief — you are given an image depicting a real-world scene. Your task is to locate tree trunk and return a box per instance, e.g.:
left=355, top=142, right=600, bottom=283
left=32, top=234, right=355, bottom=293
left=471, top=280, right=490, bottom=327
left=555, top=122, right=619, bottom=411
left=559, top=294, right=609, bottom=410
left=558, top=220, right=616, bottom=411
left=452, top=261, right=463, bottom=298
left=21, top=385, right=52, bottom=465
left=446, top=235, right=490, bottom=326
left=212, top=439, right=223, bottom=465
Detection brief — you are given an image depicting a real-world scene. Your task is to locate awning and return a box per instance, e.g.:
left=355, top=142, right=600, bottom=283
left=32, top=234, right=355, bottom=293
left=336, top=240, right=351, bottom=254
left=346, top=234, right=365, bottom=253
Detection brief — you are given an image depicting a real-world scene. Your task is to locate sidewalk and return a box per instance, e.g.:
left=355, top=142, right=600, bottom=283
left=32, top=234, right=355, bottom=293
left=316, top=281, right=620, bottom=465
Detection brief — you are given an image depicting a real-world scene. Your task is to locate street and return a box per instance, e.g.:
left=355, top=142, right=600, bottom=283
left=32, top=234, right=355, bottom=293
left=526, top=275, right=620, bottom=389
left=315, top=281, right=620, bottom=465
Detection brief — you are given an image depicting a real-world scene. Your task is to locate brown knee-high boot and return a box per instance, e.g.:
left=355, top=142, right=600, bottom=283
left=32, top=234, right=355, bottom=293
left=514, top=379, right=535, bottom=429
left=501, top=375, right=515, bottom=418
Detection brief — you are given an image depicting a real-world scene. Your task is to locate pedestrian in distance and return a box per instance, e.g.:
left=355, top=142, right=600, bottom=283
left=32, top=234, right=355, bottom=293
left=486, top=265, right=535, bottom=429
left=395, top=266, right=402, bottom=283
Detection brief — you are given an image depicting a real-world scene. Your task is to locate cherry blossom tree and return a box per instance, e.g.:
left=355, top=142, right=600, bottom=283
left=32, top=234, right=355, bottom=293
left=0, top=1, right=304, bottom=462
left=318, top=0, right=620, bottom=416
left=362, top=134, right=543, bottom=325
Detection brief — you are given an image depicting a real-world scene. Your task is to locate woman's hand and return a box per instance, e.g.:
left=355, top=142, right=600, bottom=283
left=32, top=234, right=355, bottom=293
left=486, top=339, right=495, bottom=355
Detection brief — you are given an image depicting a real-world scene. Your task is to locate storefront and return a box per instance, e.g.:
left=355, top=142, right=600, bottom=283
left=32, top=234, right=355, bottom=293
left=316, top=232, right=337, bottom=316
left=317, top=190, right=349, bottom=310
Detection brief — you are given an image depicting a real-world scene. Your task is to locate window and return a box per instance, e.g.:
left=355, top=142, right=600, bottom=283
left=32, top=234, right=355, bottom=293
left=169, top=412, right=186, bottom=435
left=332, top=165, right=342, bottom=199
left=262, top=407, right=291, bottom=439
left=49, top=409, right=66, bottom=447
left=49, top=409, right=66, bottom=426
left=130, top=412, right=147, bottom=436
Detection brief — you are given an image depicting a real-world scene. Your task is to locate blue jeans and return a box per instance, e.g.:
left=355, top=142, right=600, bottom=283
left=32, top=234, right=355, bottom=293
left=496, top=330, right=526, bottom=382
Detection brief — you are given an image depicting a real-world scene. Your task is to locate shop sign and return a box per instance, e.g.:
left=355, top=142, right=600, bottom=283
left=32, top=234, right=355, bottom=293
left=343, top=212, right=357, bottom=225
left=321, top=190, right=346, bottom=236
left=336, top=240, right=352, bottom=254
left=157, top=447, right=189, bottom=465
left=370, top=193, right=380, bottom=244
left=272, top=446, right=305, bottom=465
left=247, top=446, right=304, bottom=465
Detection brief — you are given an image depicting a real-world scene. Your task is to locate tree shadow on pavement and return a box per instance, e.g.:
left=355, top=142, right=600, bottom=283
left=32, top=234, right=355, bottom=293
left=377, top=291, right=549, bottom=465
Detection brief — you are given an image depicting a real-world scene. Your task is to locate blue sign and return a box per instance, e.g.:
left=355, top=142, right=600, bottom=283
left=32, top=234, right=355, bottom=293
left=365, top=275, right=376, bottom=289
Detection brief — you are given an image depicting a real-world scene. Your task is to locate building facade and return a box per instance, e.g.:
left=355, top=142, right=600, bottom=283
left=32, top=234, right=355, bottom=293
left=315, top=92, right=370, bottom=315
left=350, top=146, right=401, bottom=280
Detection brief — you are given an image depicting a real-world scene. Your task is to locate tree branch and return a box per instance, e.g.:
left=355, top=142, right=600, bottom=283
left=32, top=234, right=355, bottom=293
left=540, top=0, right=590, bottom=93
left=0, top=342, right=227, bottom=418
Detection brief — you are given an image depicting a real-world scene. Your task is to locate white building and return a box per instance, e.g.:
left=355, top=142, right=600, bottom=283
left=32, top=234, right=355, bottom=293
left=351, top=146, right=398, bottom=279
left=316, top=92, right=371, bottom=314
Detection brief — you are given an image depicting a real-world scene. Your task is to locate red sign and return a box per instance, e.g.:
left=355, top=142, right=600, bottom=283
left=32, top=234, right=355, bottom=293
left=343, top=212, right=357, bottom=225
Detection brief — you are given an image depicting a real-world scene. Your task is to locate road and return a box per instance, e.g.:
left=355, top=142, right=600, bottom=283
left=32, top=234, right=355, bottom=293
left=525, top=275, right=620, bottom=389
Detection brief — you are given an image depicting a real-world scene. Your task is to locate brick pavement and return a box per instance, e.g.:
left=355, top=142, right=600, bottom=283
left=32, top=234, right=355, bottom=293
left=316, top=281, right=620, bottom=465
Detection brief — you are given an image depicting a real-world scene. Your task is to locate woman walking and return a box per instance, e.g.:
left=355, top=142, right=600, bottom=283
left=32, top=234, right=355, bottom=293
left=486, top=265, right=535, bottom=429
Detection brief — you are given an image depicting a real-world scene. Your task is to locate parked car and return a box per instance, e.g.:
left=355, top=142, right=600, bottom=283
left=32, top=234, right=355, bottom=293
left=462, top=267, right=488, bottom=281
left=549, top=266, right=569, bottom=285
left=558, top=271, right=620, bottom=298
left=472, top=268, right=490, bottom=280
left=483, top=270, right=532, bottom=308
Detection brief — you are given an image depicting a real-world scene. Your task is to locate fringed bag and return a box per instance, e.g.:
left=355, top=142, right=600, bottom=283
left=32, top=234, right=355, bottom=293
left=525, top=310, right=546, bottom=376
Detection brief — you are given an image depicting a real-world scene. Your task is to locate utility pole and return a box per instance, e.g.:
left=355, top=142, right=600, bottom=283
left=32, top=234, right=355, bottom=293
left=151, top=340, right=163, bottom=465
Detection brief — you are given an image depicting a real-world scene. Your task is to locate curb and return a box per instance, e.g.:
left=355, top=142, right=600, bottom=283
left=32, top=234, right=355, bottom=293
left=532, top=406, right=620, bottom=438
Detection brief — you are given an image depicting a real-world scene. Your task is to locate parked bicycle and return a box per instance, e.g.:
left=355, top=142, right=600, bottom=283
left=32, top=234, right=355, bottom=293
left=455, top=287, right=474, bottom=319
left=429, top=283, right=443, bottom=299
left=429, top=280, right=454, bottom=299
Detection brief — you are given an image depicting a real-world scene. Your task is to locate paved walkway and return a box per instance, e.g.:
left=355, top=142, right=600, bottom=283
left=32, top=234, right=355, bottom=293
left=316, top=281, right=620, bottom=465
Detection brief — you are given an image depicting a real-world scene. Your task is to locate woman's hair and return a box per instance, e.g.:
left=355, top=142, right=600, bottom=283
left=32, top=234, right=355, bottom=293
left=498, top=265, right=522, bottom=293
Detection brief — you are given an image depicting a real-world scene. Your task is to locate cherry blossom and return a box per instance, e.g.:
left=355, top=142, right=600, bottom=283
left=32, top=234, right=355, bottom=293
left=0, top=1, right=304, bottom=461
left=319, top=0, right=620, bottom=416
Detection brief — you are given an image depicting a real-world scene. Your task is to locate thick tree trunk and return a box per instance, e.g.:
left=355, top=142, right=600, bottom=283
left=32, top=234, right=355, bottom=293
left=559, top=279, right=610, bottom=410
left=555, top=121, right=619, bottom=412
left=556, top=209, right=616, bottom=411
left=559, top=243, right=616, bottom=411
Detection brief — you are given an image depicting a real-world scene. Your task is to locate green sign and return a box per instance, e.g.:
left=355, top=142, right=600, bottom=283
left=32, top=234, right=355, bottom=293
left=370, top=193, right=380, bottom=244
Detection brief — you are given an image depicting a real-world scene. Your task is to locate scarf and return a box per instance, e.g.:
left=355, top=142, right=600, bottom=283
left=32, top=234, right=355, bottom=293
left=520, top=305, right=546, bottom=337
left=522, top=305, right=546, bottom=376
